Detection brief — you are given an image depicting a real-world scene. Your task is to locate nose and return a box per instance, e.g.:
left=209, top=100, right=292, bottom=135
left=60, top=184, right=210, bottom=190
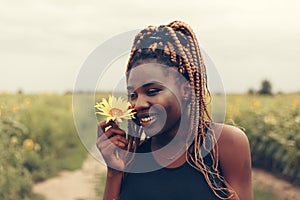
left=132, top=95, right=150, bottom=111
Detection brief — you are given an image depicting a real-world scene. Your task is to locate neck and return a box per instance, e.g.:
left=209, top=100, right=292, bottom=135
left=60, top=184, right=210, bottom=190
left=151, top=116, right=190, bottom=149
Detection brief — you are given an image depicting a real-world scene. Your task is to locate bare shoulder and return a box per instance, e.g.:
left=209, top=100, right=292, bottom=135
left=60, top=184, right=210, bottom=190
left=212, top=123, right=249, bottom=151
left=212, top=123, right=253, bottom=199
left=212, top=123, right=251, bottom=168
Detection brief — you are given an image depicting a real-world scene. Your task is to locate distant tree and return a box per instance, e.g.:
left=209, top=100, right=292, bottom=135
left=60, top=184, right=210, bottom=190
left=247, top=88, right=256, bottom=95
left=277, top=91, right=284, bottom=95
left=17, top=89, right=23, bottom=95
left=258, top=79, right=272, bottom=95
left=64, top=90, right=73, bottom=95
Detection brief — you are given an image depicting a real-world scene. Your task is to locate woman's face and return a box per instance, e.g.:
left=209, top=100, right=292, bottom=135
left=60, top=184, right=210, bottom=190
left=127, top=62, right=187, bottom=138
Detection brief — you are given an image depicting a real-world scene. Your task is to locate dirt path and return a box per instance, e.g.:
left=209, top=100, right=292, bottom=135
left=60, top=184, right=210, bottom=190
left=34, top=155, right=300, bottom=200
left=252, top=168, right=300, bottom=200
left=33, top=151, right=106, bottom=200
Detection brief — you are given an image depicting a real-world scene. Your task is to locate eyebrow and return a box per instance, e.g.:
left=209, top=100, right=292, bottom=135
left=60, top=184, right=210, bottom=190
left=127, top=81, right=163, bottom=91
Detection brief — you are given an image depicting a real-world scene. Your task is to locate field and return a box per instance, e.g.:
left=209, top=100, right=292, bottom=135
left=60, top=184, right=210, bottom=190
left=225, top=94, right=300, bottom=185
left=0, top=93, right=88, bottom=199
left=0, top=92, right=299, bottom=199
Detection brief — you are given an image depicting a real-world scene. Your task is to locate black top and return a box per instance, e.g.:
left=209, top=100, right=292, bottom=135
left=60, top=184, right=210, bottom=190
left=119, top=138, right=226, bottom=200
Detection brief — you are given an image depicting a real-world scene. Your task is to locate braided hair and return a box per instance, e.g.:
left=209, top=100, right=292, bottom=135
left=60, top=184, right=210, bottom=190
left=125, top=21, right=238, bottom=199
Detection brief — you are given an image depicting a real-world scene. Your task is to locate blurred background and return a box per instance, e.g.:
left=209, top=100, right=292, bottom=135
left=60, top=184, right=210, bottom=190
left=0, top=0, right=299, bottom=199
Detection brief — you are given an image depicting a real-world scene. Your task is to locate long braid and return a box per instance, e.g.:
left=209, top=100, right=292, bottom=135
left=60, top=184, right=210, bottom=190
left=163, top=27, right=200, bottom=163
left=167, top=21, right=234, bottom=198
left=167, top=22, right=210, bottom=186
left=125, top=21, right=238, bottom=199
left=170, top=22, right=220, bottom=197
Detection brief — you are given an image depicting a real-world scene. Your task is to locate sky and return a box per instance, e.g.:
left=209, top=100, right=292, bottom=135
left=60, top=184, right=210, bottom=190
left=1, top=0, right=300, bottom=94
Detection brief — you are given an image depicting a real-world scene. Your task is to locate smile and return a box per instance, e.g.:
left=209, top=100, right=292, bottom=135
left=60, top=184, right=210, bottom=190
left=138, top=114, right=157, bottom=127
left=140, top=116, right=152, bottom=122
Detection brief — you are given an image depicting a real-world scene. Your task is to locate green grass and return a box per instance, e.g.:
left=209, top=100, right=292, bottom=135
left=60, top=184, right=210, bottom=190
left=30, top=193, right=46, bottom=200
left=226, top=94, right=300, bottom=185
left=0, top=93, right=88, bottom=199
left=254, top=185, right=279, bottom=200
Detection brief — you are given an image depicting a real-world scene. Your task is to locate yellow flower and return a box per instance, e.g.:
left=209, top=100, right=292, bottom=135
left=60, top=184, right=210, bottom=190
left=11, top=136, right=18, bottom=144
left=251, top=100, right=260, bottom=108
left=23, top=139, right=34, bottom=150
left=95, top=95, right=136, bottom=123
left=292, top=99, right=298, bottom=109
left=263, top=115, right=277, bottom=125
left=11, top=105, right=19, bottom=112
left=34, top=143, right=41, bottom=151
left=24, top=98, right=31, bottom=106
left=295, top=116, right=300, bottom=123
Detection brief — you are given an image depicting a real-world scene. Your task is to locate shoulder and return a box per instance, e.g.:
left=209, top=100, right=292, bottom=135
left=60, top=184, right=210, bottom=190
left=212, top=123, right=251, bottom=168
left=212, top=123, right=249, bottom=153
left=212, top=123, right=253, bottom=199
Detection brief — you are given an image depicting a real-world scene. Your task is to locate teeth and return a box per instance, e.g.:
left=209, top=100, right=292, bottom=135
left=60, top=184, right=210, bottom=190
left=141, top=116, right=152, bottom=122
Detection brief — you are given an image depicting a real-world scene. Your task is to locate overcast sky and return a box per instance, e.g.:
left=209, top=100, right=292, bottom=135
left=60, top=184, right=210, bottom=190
left=1, top=0, right=300, bottom=93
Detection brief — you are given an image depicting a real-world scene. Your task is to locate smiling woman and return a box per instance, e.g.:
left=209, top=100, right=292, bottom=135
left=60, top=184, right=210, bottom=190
left=96, top=21, right=253, bottom=200
left=127, top=63, right=185, bottom=138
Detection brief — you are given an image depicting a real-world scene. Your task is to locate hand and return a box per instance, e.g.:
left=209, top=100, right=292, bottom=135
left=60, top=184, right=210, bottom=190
left=96, top=120, right=128, bottom=171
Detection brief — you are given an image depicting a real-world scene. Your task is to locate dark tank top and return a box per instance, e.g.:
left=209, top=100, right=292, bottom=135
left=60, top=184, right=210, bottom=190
left=119, top=138, right=227, bottom=200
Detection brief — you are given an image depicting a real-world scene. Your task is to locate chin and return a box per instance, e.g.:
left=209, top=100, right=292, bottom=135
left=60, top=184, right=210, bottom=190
left=143, top=126, right=165, bottom=138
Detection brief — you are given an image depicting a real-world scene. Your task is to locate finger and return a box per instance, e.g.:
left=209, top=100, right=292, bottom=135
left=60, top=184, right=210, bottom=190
left=98, top=128, right=126, bottom=144
left=99, top=120, right=119, bottom=130
left=97, top=134, right=128, bottom=151
left=96, top=142, right=126, bottom=162
left=96, top=138, right=128, bottom=171
left=96, top=138, right=114, bottom=153
left=106, top=127, right=126, bottom=136
left=112, top=135, right=129, bottom=147
left=104, top=125, right=112, bottom=132
left=100, top=134, right=128, bottom=149
left=98, top=121, right=121, bottom=137
left=98, top=121, right=112, bottom=136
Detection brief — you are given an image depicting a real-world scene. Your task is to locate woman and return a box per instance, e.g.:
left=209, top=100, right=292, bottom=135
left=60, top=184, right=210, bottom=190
left=97, top=21, right=253, bottom=200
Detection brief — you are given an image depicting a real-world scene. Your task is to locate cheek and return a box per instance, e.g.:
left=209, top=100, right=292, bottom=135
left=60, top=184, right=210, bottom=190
left=165, top=98, right=182, bottom=116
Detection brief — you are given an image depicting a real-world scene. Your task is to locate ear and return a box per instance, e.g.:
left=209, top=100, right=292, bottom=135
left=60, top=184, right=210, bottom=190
left=180, top=81, right=191, bottom=101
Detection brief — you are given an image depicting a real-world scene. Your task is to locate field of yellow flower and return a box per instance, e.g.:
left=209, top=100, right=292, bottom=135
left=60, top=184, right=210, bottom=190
left=0, top=92, right=299, bottom=199
left=225, top=94, right=300, bottom=186
left=0, top=93, right=87, bottom=200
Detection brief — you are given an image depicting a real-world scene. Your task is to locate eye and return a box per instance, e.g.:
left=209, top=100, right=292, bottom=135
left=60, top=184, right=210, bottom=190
left=127, top=92, right=137, bottom=100
left=147, top=88, right=161, bottom=96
